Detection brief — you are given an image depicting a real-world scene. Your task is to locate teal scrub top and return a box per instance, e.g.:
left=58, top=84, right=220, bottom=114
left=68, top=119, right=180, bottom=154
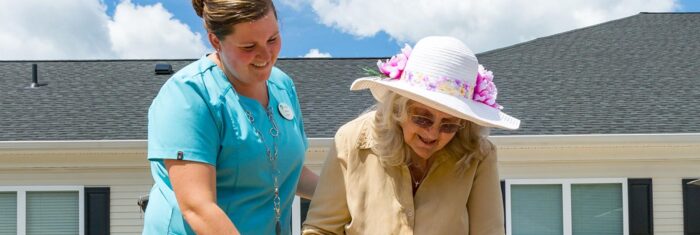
left=143, top=55, right=308, bottom=235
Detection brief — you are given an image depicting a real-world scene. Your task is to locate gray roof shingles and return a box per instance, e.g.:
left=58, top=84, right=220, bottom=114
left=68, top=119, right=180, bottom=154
left=0, top=13, right=698, bottom=140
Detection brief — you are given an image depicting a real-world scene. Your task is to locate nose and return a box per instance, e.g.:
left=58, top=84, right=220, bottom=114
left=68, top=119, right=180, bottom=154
left=422, top=124, right=440, bottom=139
left=256, top=44, right=271, bottom=61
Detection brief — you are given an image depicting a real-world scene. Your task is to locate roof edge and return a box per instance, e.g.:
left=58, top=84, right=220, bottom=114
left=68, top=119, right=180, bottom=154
left=0, top=57, right=387, bottom=63
left=0, top=58, right=198, bottom=63
left=639, top=12, right=700, bottom=14
left=478, top=12, right=645, bottom=56
left=2, top=133, right=698, bottom=150
left=0, top=140, right=147, bottom=150
left=490, top=133, right=700, bottom=147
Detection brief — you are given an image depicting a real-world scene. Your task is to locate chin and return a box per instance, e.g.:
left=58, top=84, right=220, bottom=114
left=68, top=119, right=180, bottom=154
left=411, top=148, right=433, bottom=160
left=244, top=73, right=269, bottom=83
left=255, top=70, right=273, bottom=80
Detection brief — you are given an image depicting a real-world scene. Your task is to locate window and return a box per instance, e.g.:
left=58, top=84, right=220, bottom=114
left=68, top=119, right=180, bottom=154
left=0, top=192, right=17, bottom=235
left=505, top=179, right=628, bottom=235
left=0, top=186, right=84, bottom=235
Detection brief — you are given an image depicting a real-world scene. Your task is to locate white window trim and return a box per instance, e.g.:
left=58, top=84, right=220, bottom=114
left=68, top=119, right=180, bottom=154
left=292, top=196, right=301, bottom=235
left=505, top=178, right=628, bottom=235
left=0, top=186, right=85, bottom=235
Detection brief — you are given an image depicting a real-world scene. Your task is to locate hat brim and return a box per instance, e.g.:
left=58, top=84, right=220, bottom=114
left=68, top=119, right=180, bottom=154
left=351, top=77, right=520, bottom=130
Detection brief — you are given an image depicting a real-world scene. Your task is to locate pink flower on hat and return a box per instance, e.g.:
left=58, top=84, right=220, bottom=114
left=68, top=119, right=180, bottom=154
left=377, top=44, right=412, bottom=79
left=473, top=65, right=503, bottom=110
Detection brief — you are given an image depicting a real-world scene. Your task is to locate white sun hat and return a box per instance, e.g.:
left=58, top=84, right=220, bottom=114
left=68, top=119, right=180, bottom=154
left=351, top=36, right=520, bottom=130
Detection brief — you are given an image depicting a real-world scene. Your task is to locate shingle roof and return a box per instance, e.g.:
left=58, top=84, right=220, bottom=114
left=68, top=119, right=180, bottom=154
left=1, top=13, right=698, bottom=140
left=479, top=12, right=700, bottom=135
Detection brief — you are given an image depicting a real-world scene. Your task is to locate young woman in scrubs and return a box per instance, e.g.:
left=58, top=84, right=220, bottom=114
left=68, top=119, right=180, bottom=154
left=143, top=0, right=318, bottom=234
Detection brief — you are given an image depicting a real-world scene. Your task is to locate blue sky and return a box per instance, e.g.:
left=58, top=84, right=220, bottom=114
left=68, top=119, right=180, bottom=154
left=101, top=0, right=402, bottom=58
left=103, top=0, right=700, bottom=58
left=1, top=0, right=699, bottom=59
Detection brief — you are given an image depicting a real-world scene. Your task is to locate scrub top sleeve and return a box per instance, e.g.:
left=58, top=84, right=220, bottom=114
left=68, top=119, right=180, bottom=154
left=147, top=78, right=220, bottom=166
left=288, top=78, right=309, bottom=150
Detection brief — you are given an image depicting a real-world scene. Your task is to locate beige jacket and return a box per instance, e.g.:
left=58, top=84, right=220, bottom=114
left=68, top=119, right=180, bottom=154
left=302, top=112, right=505, bottom=235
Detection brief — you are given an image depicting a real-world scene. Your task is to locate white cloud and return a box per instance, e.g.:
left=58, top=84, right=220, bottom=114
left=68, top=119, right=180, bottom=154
left=108, top=0, right=207, bottom=59
left=0, top=0, right=115, bottom=60
left=0, top=0, right=207, bottom=60
left=303, top=48, right=332, bottom=58
left=299, top=0, right=679, bottom=52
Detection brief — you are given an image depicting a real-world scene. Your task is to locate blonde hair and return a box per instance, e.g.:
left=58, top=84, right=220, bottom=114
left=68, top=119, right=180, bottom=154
left=192, top=0, right=277, bottom=38
left=372, top=92, right=495, bottom=171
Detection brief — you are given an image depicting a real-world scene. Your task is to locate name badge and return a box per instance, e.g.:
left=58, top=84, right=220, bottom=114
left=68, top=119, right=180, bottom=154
left=278, top=103, right=294, bottom=120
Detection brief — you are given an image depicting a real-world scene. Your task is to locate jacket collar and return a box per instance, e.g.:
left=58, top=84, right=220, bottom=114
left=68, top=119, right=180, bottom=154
left=355, top=112, right=377, bottom=150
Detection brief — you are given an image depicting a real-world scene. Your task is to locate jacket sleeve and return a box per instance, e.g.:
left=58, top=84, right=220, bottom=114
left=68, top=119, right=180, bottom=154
left=467, top=149, right=506, bottom=235
left=302, top=141, right=351, bottom=235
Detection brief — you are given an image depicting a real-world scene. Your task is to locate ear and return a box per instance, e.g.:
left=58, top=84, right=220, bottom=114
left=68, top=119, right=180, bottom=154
left=208, top=32, right=221, bottom=51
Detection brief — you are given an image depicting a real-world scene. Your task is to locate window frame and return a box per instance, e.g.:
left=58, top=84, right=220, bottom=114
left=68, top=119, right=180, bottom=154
left=505, top=178, right=629, bottom=235
left=0, top=186, right=85, bottom=235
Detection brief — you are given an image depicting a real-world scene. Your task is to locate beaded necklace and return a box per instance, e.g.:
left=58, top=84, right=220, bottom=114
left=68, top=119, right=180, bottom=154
left=217, top=52, right=284, bottom=234
left=245, top=107, right=282, bottom=235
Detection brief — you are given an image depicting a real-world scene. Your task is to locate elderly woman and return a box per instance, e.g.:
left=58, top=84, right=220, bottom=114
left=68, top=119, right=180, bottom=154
left=143, top=0, right=317, bottom=234
left=302, top=36, right=520, bottom=235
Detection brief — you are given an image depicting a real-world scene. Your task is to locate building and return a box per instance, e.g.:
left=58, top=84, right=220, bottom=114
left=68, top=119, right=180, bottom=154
left=1, top=12, right=699, bottom=235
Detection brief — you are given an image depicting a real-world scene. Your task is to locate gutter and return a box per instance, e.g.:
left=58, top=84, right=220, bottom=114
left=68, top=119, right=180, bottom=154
left=0, top=133, right=698, bottom=151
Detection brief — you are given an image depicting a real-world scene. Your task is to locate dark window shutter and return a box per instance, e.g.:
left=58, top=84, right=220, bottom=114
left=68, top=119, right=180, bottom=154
left=501, top=180, right=506, bottom=230
left=300, top=198, right=311, bottom=226
left=628, top=178, right=653, bottom=235
left=683, top=179, right=700, bottom=235
left=85, top=187, right=110, bottom=235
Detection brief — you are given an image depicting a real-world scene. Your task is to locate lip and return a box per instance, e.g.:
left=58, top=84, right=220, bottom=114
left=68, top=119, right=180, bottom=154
left=417, top=135, right=437, bottom=148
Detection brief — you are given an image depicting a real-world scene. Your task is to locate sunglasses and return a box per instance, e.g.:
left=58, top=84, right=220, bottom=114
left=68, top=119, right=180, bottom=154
left=409, top=114, right=464, bottom=133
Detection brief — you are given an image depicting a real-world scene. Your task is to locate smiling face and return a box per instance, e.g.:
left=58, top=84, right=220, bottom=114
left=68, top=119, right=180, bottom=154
left=400, top=101, right=463, bottom=160
left=209, top=9, right=281, bottom=87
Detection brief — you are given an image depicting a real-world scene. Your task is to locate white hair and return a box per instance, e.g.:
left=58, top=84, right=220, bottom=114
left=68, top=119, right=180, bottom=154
left=371, top=91, right=495, bottom=171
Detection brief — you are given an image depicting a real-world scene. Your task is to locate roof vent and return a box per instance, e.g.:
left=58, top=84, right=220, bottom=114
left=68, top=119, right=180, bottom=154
left=155, top=63, right=173, bottom=75
left=28, top=64, right=46, bottom=88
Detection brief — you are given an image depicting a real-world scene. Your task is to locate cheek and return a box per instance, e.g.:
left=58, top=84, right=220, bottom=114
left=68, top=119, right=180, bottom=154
left=399, top=121, right=415, bottom=141
left=270, top=42, right=282, bottom=57
left=225, top=49, right=254, bottom=66
left=438, top=133, right=457, bottom=148
left=403, top=128, right=413, bottom=142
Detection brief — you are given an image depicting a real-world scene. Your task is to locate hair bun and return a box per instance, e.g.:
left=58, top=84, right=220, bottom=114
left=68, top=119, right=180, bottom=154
left=192, top=0, right=205, bottom=18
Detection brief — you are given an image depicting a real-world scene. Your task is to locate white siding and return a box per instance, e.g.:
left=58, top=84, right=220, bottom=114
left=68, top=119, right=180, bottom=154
left=652, top=178, right=685, bottom=234
left=0, top=167, right=152, bottom=235
left=493, top=134, right=700, bottom=235
left=1, top=134, right=698, bottom=234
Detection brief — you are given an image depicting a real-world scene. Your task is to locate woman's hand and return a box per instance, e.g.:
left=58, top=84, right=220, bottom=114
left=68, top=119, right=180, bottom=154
left=165, top=159, right=240, bottom=235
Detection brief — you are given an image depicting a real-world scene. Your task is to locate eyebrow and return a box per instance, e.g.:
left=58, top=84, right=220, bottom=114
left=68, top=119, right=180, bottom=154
left=410, top=107, right=460, bottom=123
left=238, top=31, right=280, bottom=46
left=410, top=107, right=433, bottom=117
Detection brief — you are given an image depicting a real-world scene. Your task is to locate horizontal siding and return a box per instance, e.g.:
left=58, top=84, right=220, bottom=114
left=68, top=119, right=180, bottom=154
left=653, top=224, right=684, bottom=231
left=110, top=182, right=150, bottom=234
left=655, top=205, right=683, bottom=211
left=653, top=177, right=685, bottom=235
left=112, top=218, right=143, bottom=226
left=111, top=227, right=143, bottom=234
left=0, top=168, right=152, bottom=234
left=1, top=137, right=698, bottom=235
left=654, top=191, right=683, bottom=200
left=499, top=150, right=699, bottom=235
